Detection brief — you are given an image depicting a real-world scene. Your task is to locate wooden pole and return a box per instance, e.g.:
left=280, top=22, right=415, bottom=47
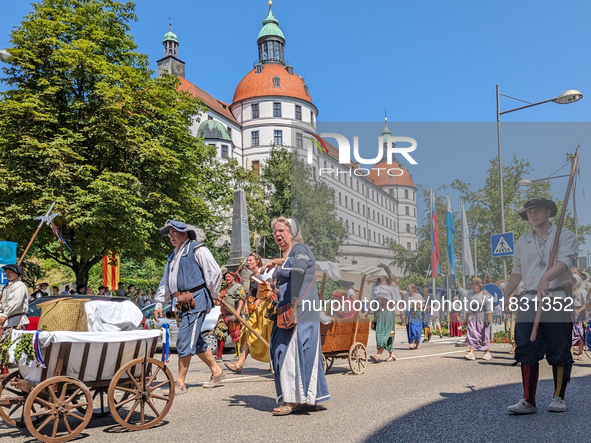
left=17, top=225, right=42, bottom=266
left=530, top=148, right=579, bottom=342
left=220, top=298, right=270, bottom=349
left=319, top=274, right=327, bottom=299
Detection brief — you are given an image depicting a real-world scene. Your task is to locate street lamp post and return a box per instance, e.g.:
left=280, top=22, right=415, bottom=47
left=472, top=193, right=485, bottom=278
left=496, top=86, right=582, bottom=281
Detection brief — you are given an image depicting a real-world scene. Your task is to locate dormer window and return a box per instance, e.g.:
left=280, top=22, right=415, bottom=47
left=273, top=76, right=280, bottom=88
left=207, top=115, right=213, bottom=120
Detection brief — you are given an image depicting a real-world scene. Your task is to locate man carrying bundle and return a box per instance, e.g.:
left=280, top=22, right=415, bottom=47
left=504, top=198, right=578, bottom=414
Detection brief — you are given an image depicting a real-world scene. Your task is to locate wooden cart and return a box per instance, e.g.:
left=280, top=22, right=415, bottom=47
left=0, top=330, right=174, bottom=443
left=316, top=263, right=387, bottom=375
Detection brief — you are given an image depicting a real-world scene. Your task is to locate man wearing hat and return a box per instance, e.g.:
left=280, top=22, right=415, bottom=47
left=154, top=220, right=225, bottom=394
left=504, top=198, right=578, bottom=414
left=0, top=264, right=29, bottom=333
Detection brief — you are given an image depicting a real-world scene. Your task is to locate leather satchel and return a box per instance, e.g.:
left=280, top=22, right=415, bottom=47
left=277, top=278, right=315, bottom=330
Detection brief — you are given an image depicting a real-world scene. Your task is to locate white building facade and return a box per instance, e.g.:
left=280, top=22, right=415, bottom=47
left=156, top=2, right=418, bottom=270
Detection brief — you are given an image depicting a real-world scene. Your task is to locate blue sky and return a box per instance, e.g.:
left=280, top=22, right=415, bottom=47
left=2, top=0, right=590, bottom=257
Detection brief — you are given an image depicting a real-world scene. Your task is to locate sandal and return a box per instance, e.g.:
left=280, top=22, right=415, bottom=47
left=272, top=403, right=302, bottom=416
left=370, top=355, right=380, bottom=363
left=224, top=362, right=243, bottom=373
left=385, top=356, right=396, bottom=362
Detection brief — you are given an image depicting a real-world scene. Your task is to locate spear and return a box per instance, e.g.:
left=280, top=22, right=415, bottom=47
left=530, top=146, right=579, bottom=342
left=17, top=202, right=60, bottom=265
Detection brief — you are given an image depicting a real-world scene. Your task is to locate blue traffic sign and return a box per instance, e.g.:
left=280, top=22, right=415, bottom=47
left=491, top=232, right=514, bottom=258
left=0, top=272, right=8, bottom=285
left=483, top=284, right=503, bottom=307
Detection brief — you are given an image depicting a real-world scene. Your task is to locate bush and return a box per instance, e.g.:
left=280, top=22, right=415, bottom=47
left=493, top=330, right=508, bottom=343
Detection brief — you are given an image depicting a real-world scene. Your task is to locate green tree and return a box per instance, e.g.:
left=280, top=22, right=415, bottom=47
left=0, top=0, right=232, bottom=285
left=260, top=147, right=347, bottom=260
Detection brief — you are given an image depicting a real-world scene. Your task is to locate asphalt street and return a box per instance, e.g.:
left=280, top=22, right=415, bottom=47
left=2, top=331, right=591, bottom=443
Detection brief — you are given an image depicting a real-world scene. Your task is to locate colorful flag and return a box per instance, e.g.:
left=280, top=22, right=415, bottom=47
left=430, top=189, right=440, bottom=278
left=103, top=254, right=120, bottom=290
left=446, top=195, right=456, bottom=276
left=461, top=201, right=475, bottom=276
left=51, top=222, right=71, bottom=251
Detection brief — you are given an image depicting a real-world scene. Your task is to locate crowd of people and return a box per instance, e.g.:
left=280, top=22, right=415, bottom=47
left=1, top=196, right=589, bottom=417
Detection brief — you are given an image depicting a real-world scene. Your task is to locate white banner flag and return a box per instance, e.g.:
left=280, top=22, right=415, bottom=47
left=461, top=201, right=475, bottom=276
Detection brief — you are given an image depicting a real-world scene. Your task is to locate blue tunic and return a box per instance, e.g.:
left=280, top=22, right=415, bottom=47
left=270, top=243, right=330, bottom=405
left=406, top=309, right=423, bottom=344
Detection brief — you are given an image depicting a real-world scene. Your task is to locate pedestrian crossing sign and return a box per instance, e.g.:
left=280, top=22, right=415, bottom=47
left=491, top=232, right=514, bottom=257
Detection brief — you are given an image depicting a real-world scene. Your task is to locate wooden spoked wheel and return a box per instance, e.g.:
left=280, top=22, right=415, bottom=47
left=0, top=370, right=27, bottom=427
left=348, top=342, right=368, bottom=375
left=23, top=376, right=93, bottom=443
left=326, top=357, right=335, bottom=373
left=322, top=355, right=327, bottom=374
left=108, top=357, right=174, bottom=431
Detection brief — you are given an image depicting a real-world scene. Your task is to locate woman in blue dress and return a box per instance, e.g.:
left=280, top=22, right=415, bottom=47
left=405, top=284, right=425, bottom=349
left=263, top=217, right=330, bottom=415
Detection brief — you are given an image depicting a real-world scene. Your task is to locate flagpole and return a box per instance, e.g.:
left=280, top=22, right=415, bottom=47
left=430, top=188, right=436, bottom=314
left=461, top=201, right=466, bottom=289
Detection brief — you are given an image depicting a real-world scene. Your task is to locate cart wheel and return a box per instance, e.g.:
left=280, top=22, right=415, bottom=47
left=322, top=355, right=327, bottom=374
left=0, top=370, right=27, bottom=427
left=23, top=376, right=93, bottom=443
left=108, top=357, right=174, bottom=431
left=348, top=342, right=368, bottom=375
left=326, top=357, right=335, bottom=372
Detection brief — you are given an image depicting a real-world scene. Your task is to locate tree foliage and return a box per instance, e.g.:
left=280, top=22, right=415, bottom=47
left=260, top=147, right=347, bottom=260
left=0, top=0, right=232, bottom=285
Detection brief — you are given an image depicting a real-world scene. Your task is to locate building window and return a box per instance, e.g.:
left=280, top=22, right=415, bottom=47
left=378, top=233, right=381, bottom=244
left=311, top=113, right=314, bottom=124
left=339, top=193, right=342, bottom=205
left=273, top=76, right=280, bottom=88
left=296, top=132, right=303, bottom=148
left=295, top=105, right=302, bottom=120
left=414, top=207, right=416, bottom=217
left=358, top=225, right=361, bottom=236
left=368, top=229, right=371, bottom=240
left=406, top=223, right=411, bottom=233
left=313, top=166, right=316, bottom=178
left=405, top=206, right=409, bottom=216
left=273, top=103, right=282, bottom=117
left=221, top=145, right=229, bottom=158
left=373, top=231, right=376, bottom=242
left=252, top=131, right=259, bottom=147
left=357, top=182, right=359, bottom=192
left=364, top=227, right=366, bottom=238
left=252, top=160, right=260, bottom=174
left=413, top=191, right=415, bottom=200
left=274, top=130, right=282, bottom=146
left=407, top=242, right=411, bottom=251
left=252, top=104, right=259, bottom=119
left=357, top=202, right=360, bottom=213
left=394, top=221, right=396, bottom=231
left=373, top=210, right=375, bottom=220
left=352, top=222, right=354, bottom=234
left=363, top=205, right=365, bottom=216
left=227, top=127, right=232, bottom=138
left=345, top=196, right=348, bottom=207
left=405, top=189, right=409, bottom=199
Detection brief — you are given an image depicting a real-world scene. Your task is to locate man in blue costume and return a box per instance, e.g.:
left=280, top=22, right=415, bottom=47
left=154, top=220, right=225, bottom=394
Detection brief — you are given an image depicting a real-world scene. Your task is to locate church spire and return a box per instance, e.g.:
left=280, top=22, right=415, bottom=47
left=157, top=22, right=185, bottom=78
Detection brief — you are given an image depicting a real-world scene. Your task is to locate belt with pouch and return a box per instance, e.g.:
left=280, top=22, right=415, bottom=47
left=521, top=284, right=572, bottom=296
left=173, top=283, right=207, bottom=312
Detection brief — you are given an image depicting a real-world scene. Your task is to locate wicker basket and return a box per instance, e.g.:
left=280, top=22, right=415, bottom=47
left=37, top=298, right=90, bottom=332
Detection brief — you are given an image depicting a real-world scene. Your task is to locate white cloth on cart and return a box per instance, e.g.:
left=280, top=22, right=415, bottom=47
left=84, top=300, right=143, bottom=332
left=9, top=330, right=162, bottom=383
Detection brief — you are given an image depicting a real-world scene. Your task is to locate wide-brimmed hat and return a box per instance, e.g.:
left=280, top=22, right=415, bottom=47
left=470, top=277, right=483, bottom=286
left=518, top=198, right=558, bottom=221
left=159, top=220, right=198, bottom=240
left=2, top=264, right=24, bottom=276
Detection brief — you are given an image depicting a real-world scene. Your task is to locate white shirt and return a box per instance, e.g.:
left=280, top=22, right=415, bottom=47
left=512, top=225, right=578, bottom=297
left=154, top=240, right=222, bottom=310
left=0, top=279, right=30, bottom=328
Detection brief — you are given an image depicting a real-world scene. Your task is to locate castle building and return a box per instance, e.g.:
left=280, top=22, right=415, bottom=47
left=156, top=2, right=418, bottom=268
